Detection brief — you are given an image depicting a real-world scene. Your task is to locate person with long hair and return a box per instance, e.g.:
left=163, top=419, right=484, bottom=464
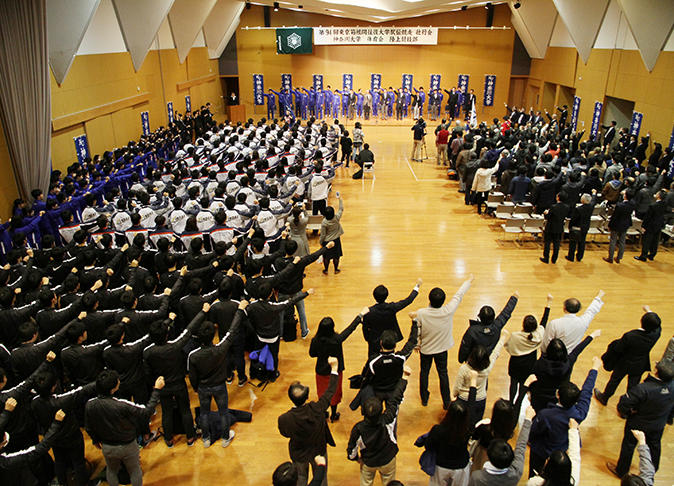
left=309, top=308, right=369, bottom=422
left=528, top=332, right=600, bottom=412
left=453, top=331, right=509, bottom=428
left=288, top=204, right=310, bottom=257
left=505, top=294, right=552, bottom=405
left=423, top=370, right=477, bottom=486
left=527, top=418, right=580, bottom=486
left=469, top=399, right=517, bottom=472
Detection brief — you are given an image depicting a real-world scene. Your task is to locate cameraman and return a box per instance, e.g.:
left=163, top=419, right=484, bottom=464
left=411, top=117, right=426, bottom=161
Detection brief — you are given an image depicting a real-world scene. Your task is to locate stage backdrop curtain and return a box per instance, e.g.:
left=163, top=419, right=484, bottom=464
left=0, top=0, right=52, bottom=199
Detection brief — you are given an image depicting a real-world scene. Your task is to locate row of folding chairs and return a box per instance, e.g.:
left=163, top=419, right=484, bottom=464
left=502, top=215, right=644, bottom=243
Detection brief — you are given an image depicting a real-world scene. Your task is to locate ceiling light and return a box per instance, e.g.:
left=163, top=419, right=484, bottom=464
left=326, top=8, right=344, bottom=12
left=273, top=2, right=279, bottom=11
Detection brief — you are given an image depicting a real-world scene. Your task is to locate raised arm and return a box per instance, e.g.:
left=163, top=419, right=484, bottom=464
left=540, top=294, right=552, bottom=328
left=391, top=279, right=422, bottom=312
left=494, top=292, right=518, bottom=329
left=399, top=320, right=419, bottom=358
left=338, top=309, right=368, bottom=342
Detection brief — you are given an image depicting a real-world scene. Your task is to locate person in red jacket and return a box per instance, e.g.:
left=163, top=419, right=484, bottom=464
left=436, top=125, right=449, bottom=166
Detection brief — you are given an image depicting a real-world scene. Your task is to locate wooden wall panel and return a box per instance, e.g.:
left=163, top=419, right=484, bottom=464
left=236, top=5, right=515, bottom=122
left=52, top=125, right=86, bottom=173
left=50, top=46, right=224, bottom=169
left=0, top=118, right=19, bottom=216
left=524, top=46, right=674, bottom=147
left=84, top=115, right=116, bottom=158
left=530, top=47, right=577, bottom=88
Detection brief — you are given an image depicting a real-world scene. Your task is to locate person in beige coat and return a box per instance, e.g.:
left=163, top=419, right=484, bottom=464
left=471, top=160, right=499, bottom=214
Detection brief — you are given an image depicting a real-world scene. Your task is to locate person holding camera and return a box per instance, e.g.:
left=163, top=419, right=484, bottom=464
left=411, top=118, right=426, bottom=162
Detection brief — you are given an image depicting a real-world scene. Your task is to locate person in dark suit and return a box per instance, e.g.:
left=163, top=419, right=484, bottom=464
left=540, top=192, right=570, bottom=264
left=227, top=92, right=239, bottom=106
left=595, top=308, right=661, bottom=406
left=463, top=89, right=476, bottom=120
left=446, top=87, right=459, bottom=118
left=635, top=190, right=667, bottom=262
left=607, top=360, right=674, bottom=478
left=556, top=105, right=568, bottom=128
left=566, top=191, right=597, bottom=262
left=533, top=169, right=563, bottom=214
left=277, top=357, right=339, bottom=486
left=601, top=120, right=617, bottom=149
left=362, top=280, right=421, bottom=357
left=604, top=191, right=634, bottom=264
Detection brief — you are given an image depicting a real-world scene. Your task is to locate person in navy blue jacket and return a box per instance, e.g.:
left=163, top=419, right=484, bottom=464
left=608, top=360, right=674, bottom=478
left=528, top=356, right=601, bottom=477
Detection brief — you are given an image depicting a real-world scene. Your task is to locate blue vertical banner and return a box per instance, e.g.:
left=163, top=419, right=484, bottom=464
left=342, top=74, right=353, bottom=90
left=313, top=74, right=323, bottom=91
left=458, top=74, right=469, bottom=109
left=185, top=95, right=191, bottom=112
left=669, top=123, right=674, bottom=151
left=167, top=102, right=174, bottom=123
left=370, top=73, right=382, bottom=92
left=281, top=73, right=292, bottom=91
left=253, top=74, right=264, bottom=105
left=458, top=74, right=469, bottom=93
left=483, top=75, right=496, bottom=106
left=590, top=101, right=603, bottom=140
left=571, top=96, right=581, bottom=131
left=629, top=111, right=643, bottom=137
left=402, top=74, right=413, bottom=91
left=141, top=111, right=150, bottom=136
left=74, top=135, right=90, bottom=164
left=429, top=74, right=441, bottom=91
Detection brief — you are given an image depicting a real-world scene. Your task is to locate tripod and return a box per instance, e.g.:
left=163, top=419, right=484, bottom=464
left=412, top=136, right=428, bottom=162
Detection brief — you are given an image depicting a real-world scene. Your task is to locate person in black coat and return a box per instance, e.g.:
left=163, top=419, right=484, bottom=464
left=362, top=280, right=421, bottom=357
left=604, top=191, right=634, bottom=264
left=566, top=191, right=597, bottom=262
left=527, top=333, right=599, bottom=412
left=458, top=293, right=518, bottom=363
left=278, top=357, right=339, bottom=486
left=595, top=308, right=661, bottom=405
left=533, top=170, right=563, bottom=214
left=635, top=190, right=667, bottom=262
left=607, top=360, right=674, bottom=478
left=601, top=120, right=617, bottom=148
left=540, top=192, right=570, bottom=264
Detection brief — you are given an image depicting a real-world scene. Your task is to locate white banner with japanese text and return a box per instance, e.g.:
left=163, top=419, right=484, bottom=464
left=313, top=26, right=438, bottom=45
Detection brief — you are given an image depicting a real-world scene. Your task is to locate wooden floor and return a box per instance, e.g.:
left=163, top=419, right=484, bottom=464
left=86, top=125, right=673, bottom=485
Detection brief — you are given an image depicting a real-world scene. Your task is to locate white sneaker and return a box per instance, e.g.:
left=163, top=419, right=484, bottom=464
left=203, top=439, right=211, bottom=448
left=222, top=430, right=235, bottom=448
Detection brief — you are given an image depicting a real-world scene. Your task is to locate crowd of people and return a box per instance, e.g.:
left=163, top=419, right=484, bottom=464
left=261, top=84, right=478, bottom=122
left=425, top=105, right=674, bottom=264
left=0, top=101, right=672, bottom=486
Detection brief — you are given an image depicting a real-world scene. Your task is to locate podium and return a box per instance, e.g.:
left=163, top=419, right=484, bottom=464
left=226, top=105, right=246, bottom=123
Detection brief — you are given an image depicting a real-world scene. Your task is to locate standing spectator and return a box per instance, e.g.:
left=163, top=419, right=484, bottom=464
left=595, top=307, right=661, bottom=406
left=471, top=160, right=499, bottom=215
left=635, top=189, right=667, bottom=262
left=436, top=124, right=449, bottom=166
left=340, top=130, right=353, bottom=168
left=319, top=196, right=344, bottom=274
left=608, top=360, right=674, bottom=478
left=604, top=191, right=634, bottom=264
left=85, top=370, right=165, bottom=486
left=353, top=122, right=364, bottom=161
left=565, top=192, right=597, bottom=262
left=505, top=294, right=552, bottom=405
left=423, top=370, right=478, bottom=486
left=188, top=302, right=246, bottom=448
left=347, top=368, right=410, bottom=486
left=453, top=331, right=509, bottom=428
left=309, top=309, right=368, bottom=422
left=410, top=275, right=472, bottom=409
left=528, top=357, right=601, bottom=476
left=468, top=406, right=534, bottom=486
left=541, top=290, right=604, bottom=354
left=527, top=419, right=581, bottom=486
left=278, top=357, right=339, bottom=486
left=362, top=279, right=421, bottom=358
left=540, top=193, right=570, bottom=264
left=458, top=292, right=518, bottom=363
